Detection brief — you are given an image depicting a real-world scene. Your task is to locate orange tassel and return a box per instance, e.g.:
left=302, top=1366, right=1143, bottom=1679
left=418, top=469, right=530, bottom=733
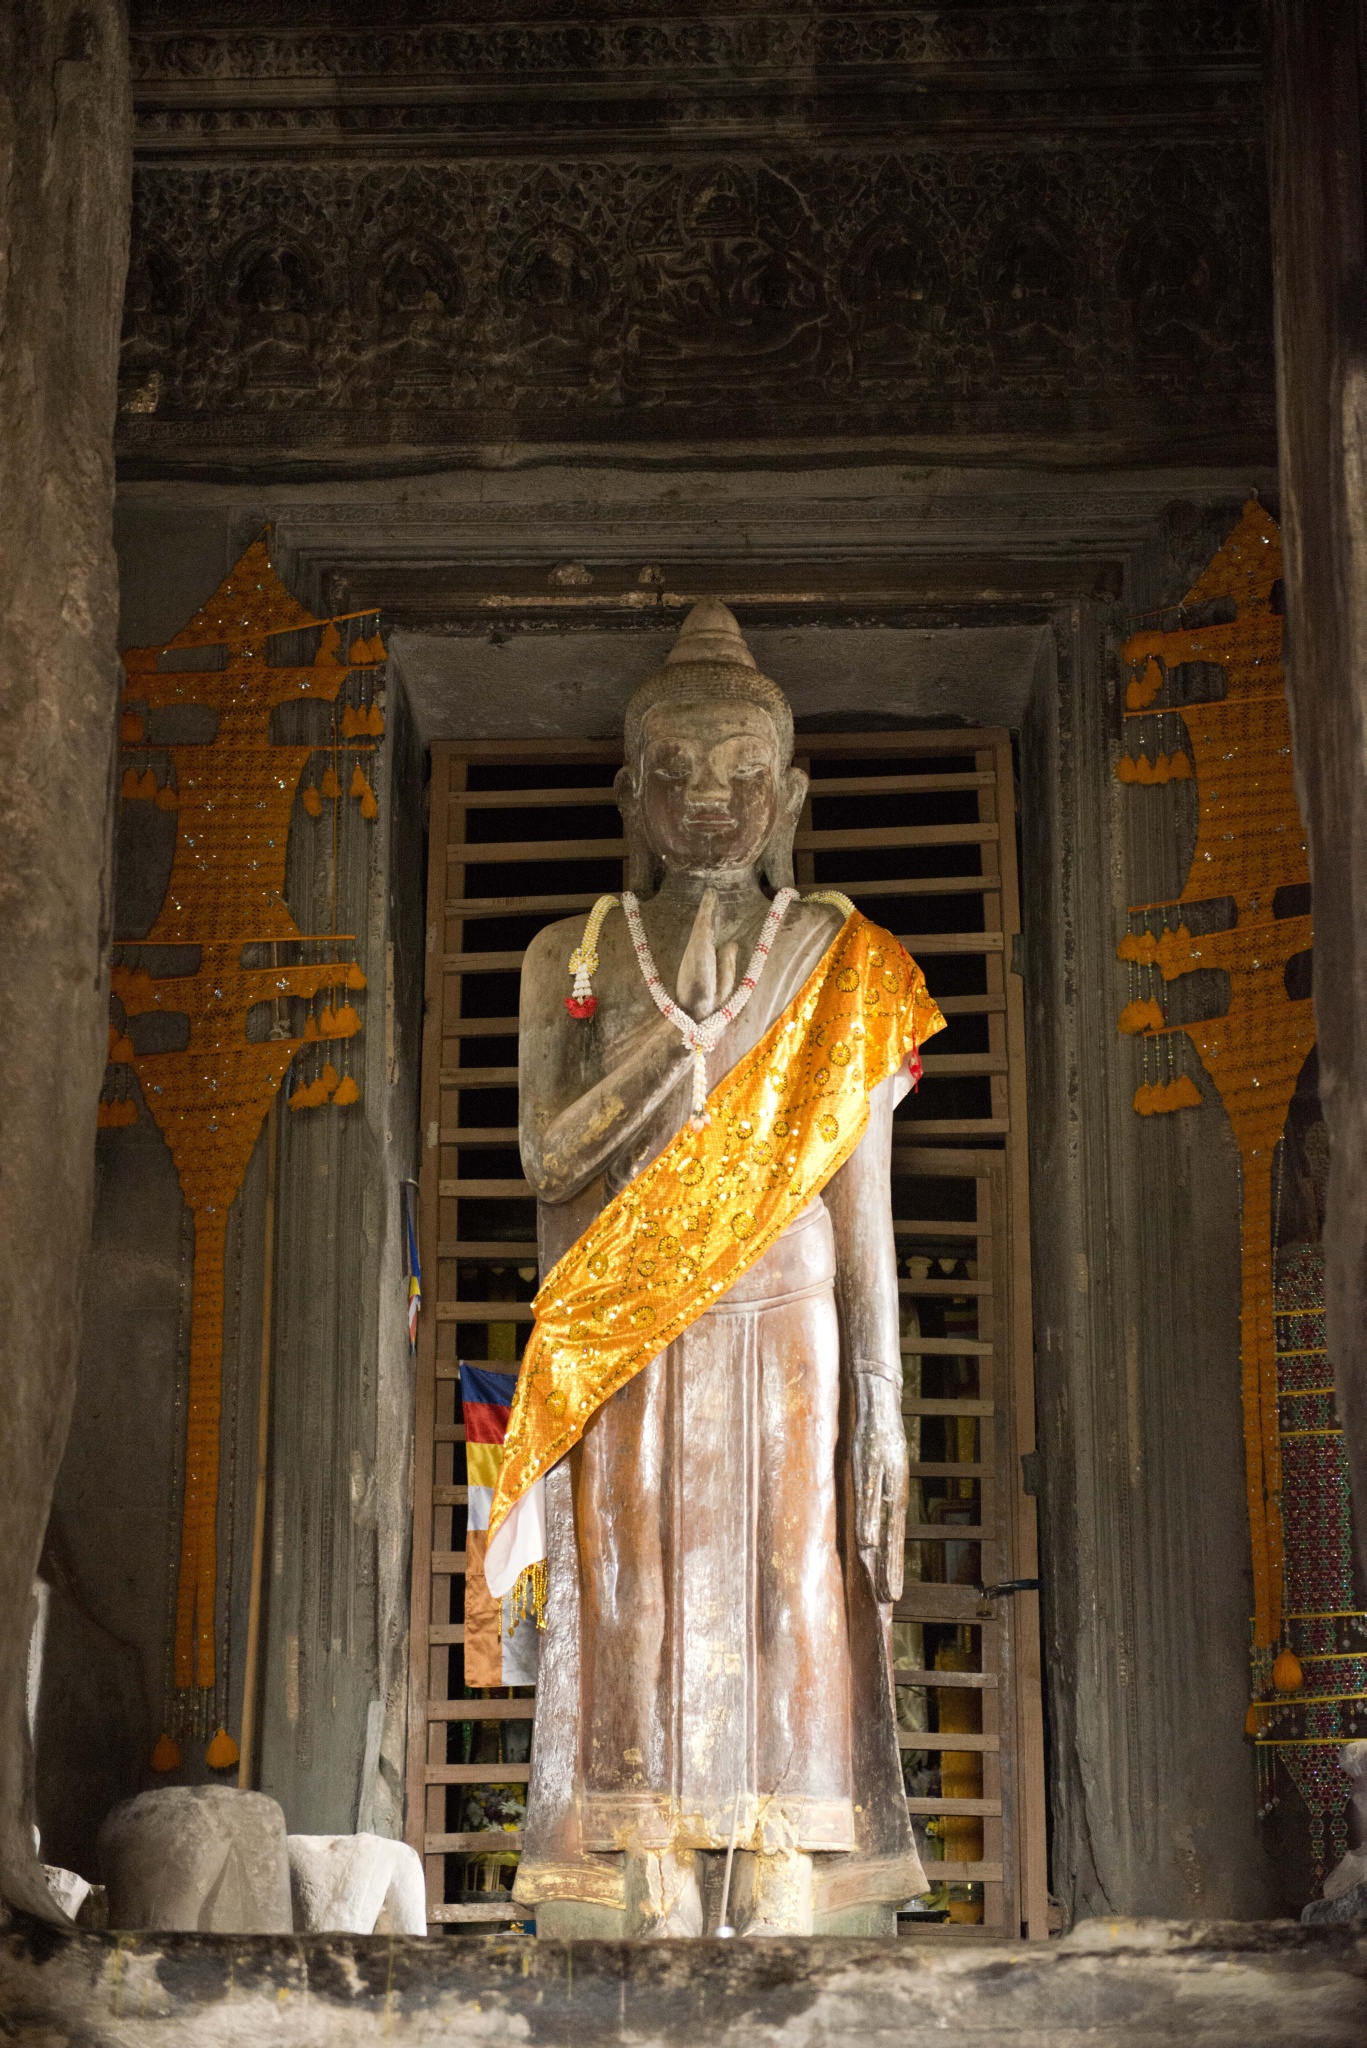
left=120, top=765, right=141, bottom=800
left=320, top=766, right=341, bottom=800
left=366, top=704, right=385, bottom=736
left=1115, top=755, right=1138, bottom=784
left=1133, top=1082, right=1157, bottom=1115
left=137, top=768, right=159, bottom=801
left=333, top=1003, right=360, bottom=1037
left=318, top=1005, right=337, bottom=1037
left=1118, top=997, right=1164, bottom=1035
left=110, top=1032, right=135, bottom=1063
left=1245, top=1701, right=1269, bottom=1738
left=205, top=1727, right=239, bottom=1770
left=360, top=786, right=379, bottom=821
left=302, top=785, right=323, bottom=818
left=314, top=621, right=343, bottom=667
left=320, top=1061, right=339, bottom=1096
left=345, top=962, right=367, bottom=990
left=1168, top=750, right=1193, bottom=780
left=1133, top=754, right=1156, bottom=786
left=120, top=710, right=145, bottom=745
left=155, top=784, right=179, bottom=812
left=341, top=704, right=362, bottom=738
left=1116, top=931, right=1158, bottom=964
left=303, top=1013, right=320, bottom=1041
left=150, top=1732, right=181, bottom=1772
left=369, top=632, right=387, bottom=663
left=332, top=1075, right=360, bottom=1106
left=1125, top=655, right=1163, bottom=711
left=1166, top=1073, right=1202, bottom=1109
left=350, top=763, right=369, bottom=799
left=1272, top=1647, right=1304, bottom=1694
left=349, top=636, right=372, bottom=666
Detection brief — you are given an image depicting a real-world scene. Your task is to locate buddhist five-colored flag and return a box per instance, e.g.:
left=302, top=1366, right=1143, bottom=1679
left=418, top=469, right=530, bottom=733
left=460, top=1364, right=540, bottom=1689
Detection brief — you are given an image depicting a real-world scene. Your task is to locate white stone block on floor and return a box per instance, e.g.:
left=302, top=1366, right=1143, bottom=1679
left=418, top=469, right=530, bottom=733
left=287, top=1833, right=427, bottom=1935
left=98, top=1786, right=292, bottom=1933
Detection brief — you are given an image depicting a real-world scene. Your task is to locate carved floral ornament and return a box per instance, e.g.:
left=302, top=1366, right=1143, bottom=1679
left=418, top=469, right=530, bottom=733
left=127, top=6, right=1262, bottom=87
left=118, top=146, right=1272, bottom=434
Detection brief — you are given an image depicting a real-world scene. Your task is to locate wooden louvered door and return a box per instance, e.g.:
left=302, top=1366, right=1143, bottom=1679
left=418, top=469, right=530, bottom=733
left=407, top=741, right=626, bottom=1928
left=791, top=730, right=1046, bottom=1939
left=408, top=730, right=1046, bottom=1939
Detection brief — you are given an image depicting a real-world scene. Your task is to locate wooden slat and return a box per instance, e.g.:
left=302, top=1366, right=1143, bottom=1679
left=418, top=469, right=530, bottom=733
left=906, top=1524, right=987, bottom=1541
left=440, top=1067, right=519, bottom=1088
left=899, top=1118, right=1010, bottom=1137
left=894, top=1670, right=998, bottom=1690
left=426, top=1835, right=526, bottom=1861
left=445, top=1021, right=519, bottom=1039
left=808, top=772, right=995, bottom=795
left=440, top=1125, right=520, bottom=1142
left=913, top=1862, right=1003, bottom=1884
left=427, top=1903, right=527, bottom=1923
left=438, top=1178, right=530, bottom=1198
left=898, top=1734, right=1000, bottom=1753
left=429, top=1623, right=465, bottom=1644
left=795, top=823, right=997, bottom=852
left=436, top=1303, right=535, bottom=1323
left=898, top=931, right=1003, bottom=954
left=901, top=1342, right=992, bottom=1361
left=795, top=727, right=1007, bottom=754
left=424, top=1763, right=531, bottom=1785
left=448, top=891, right=604, bottom=918
left=443, top=951, right=528, bottom=972
left=448, top=837, right=625, bottom=864
left=431, top=1550, right=466, bottom=1572
left=907, top=1798, right=1001, bottom=1817
left=908, top=1462, right=987, bottom=1479
left=904, top=1395, right=993, bottom=1413
left=894, top=1220, right=989, bottom=1239
left=914, top=1053, right=1009, bottom=1076
left=439, top=1240, right=538, bottom=1259
left=433, top=1486, right=468, bottom=1506
left=426, top=1698, right=536, bottom=1722
left=894, top=1587, right=987, bottom=1622
left=900, top=1279, right=990, bottom=1297
left=455, top=787, right=619, bottom=809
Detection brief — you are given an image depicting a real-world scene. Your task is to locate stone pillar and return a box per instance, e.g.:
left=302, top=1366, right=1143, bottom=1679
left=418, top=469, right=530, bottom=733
left=1267, top=0, right=1367, bottom=1572
left=0, top=2, right=130, bottom=1918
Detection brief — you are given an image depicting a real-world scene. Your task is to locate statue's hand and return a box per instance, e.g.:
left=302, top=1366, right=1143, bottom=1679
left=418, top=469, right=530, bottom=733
left=854, top=1370, right=909, bottom=1604
left=676, top=888, right=720, bottom=1020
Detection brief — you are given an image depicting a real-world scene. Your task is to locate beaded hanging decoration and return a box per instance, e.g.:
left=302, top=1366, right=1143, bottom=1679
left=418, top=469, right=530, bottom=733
left=1248, top=1236, right=1366, bottom=1876
left=1113, top=499, right=1315, bottom=1657
left=108, top=539, right=384, bottom=1742
left=564, top=889, right=863, bottom=1128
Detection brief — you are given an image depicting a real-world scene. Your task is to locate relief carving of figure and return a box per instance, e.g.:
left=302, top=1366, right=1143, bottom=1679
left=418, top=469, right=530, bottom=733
left=491, top=602, right=943, bottom=1935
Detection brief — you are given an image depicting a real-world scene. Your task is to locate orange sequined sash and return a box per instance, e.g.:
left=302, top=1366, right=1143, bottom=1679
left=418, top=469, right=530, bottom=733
left=489, top=912, right=945, bottom=1539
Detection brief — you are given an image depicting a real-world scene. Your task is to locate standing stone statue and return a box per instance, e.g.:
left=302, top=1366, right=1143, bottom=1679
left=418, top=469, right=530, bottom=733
left=493, top=602, right=943, bottom=1936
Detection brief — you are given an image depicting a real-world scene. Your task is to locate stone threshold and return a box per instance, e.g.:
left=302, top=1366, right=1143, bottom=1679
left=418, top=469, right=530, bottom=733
left=0, top=1916, right=1364, bottom=2045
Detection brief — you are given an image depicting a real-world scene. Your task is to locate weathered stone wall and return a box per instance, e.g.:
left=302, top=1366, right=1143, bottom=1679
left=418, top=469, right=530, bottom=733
left=0, top=0, right=131, bottom=1920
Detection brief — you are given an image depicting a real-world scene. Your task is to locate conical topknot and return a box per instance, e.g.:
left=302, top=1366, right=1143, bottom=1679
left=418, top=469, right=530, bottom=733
left=664, top=599, right=757, bottom=670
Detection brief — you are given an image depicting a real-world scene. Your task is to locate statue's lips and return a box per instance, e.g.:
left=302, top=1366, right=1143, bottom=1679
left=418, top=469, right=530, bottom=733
left=682, top=811, right=735, bottom=829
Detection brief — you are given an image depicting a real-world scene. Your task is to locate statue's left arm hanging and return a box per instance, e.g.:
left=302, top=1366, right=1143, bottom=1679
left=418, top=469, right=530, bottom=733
left=823, top=1072, right=909, bottom=1604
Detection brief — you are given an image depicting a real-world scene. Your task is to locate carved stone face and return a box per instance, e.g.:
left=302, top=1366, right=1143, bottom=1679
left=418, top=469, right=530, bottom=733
left=635, top=698, right=782, bottom=877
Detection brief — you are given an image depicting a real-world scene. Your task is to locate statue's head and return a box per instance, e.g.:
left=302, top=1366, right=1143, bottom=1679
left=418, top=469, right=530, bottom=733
left=617, top=601, right=807, bottom=892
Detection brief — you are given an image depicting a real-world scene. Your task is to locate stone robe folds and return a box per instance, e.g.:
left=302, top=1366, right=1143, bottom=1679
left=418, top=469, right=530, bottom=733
left=512, top=902, right=931, bottom=1920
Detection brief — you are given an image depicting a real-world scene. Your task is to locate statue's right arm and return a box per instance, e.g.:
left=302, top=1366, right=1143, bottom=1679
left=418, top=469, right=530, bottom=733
left=518, top=922, right=694, bottom=1204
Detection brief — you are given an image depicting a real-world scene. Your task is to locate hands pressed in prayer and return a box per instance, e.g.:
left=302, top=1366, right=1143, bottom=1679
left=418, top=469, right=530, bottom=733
left=674, top=886, right=739, bottom=1022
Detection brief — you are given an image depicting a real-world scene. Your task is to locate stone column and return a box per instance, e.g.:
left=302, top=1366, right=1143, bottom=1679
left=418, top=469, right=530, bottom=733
left=1267, top=0, right=1367, bottom=1574
left=0, top=2, right=130, bottom=1917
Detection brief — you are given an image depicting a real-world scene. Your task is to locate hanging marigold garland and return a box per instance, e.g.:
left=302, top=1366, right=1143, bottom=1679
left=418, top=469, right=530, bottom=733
left=1114, top=500, right=1315, bottom=1656
left=106, top=538, right=385, bottom=1754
